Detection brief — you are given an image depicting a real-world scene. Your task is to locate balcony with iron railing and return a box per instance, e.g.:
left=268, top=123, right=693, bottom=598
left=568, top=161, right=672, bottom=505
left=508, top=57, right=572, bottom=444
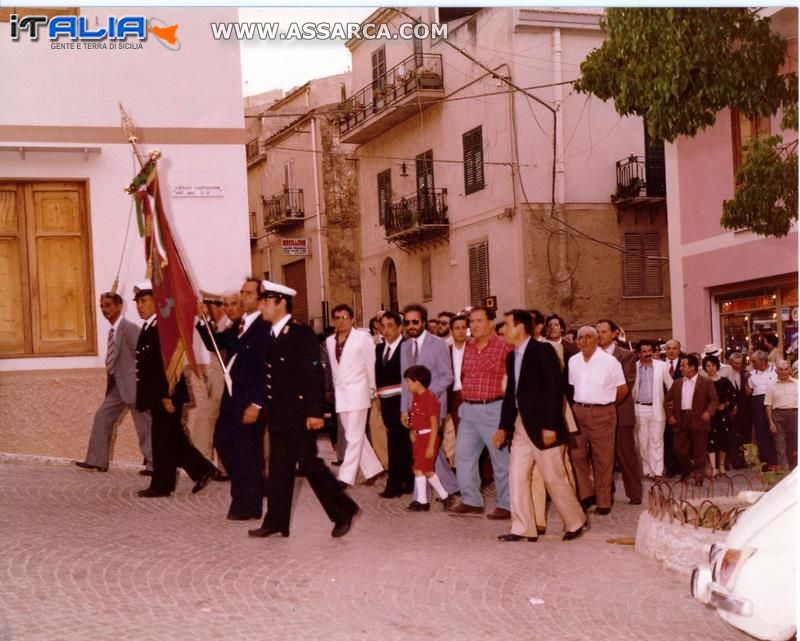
left=612, top=155, right=667, bottom=219
left=384, top=187, right=448, bottom=251
left=246, top=138, right=264, bottom=166
left=262, top=188, right=305, bottom=232
left=337, top=53, right=445, bottom=144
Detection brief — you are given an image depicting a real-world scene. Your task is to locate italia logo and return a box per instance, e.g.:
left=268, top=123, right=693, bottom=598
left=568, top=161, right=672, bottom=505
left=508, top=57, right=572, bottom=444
left=10, top=14, right=181, bottom=50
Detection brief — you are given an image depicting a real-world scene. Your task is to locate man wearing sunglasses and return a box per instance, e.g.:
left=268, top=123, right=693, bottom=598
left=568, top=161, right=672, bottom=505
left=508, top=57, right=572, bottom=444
left=399, top=304, right=458, bottom=496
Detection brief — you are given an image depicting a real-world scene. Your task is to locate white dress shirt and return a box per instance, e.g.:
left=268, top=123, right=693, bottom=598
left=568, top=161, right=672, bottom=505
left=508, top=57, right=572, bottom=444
left=240, top=310, right=261, bottom=336
left=681, top=374, right=698, bottom=410
left=451, top=342, right=466, bottom=392
left=143, top=313, right=157, bottom=330
left=568, top=348, right=626, bottom=404
left=749, top=366, right=777, bottom=396
left=271, top=313, right=292, bottom=337
left=383, top=335, right=403, bottom=362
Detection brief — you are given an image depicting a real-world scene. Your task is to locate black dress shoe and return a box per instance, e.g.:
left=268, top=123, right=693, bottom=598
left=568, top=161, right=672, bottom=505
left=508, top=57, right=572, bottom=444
left=192, top=470, right=214, bottom=494
left=595, top=507, right=611, bottom=515
left=563, top=524, right=587, bottom=541
left=137, top=488, right=171, bottom=498
left=331, top=507, right=359, bottom=538
left=629, top=498, right=642, bottom=505
left=497, top=533, right=537, bottom=542
left=580, top=495, right=596, bottom=510
left=378, top=489, right=402, bottom=499
left=75, top=461, right=108, bottom=472
left=406, top=500, right=430, bottom=512
left=337, top=480, right=350, bottom=489
left=537, top=526, right=546, bottom=535
left=138, top=469, right=153, bottom=476
left=248, top=526, right=289, bottom=538
left=332, top=460, right=343, bottom=467
left=213, top=471, right=229, bottom=482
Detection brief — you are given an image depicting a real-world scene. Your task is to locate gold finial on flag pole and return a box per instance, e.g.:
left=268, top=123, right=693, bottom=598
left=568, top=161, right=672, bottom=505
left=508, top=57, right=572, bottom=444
left=119, top=102, right=145, bottom=169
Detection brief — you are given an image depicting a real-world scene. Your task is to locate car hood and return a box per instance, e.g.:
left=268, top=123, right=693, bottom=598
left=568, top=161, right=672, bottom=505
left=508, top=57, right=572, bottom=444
left=727, top=469, right=797, bottom=548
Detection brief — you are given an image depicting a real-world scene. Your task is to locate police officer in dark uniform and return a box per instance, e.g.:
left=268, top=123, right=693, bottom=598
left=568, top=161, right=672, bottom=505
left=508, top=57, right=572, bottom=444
left=249, top=280, right=359, bottom=538
left=133, top=280, right=218, bottom=497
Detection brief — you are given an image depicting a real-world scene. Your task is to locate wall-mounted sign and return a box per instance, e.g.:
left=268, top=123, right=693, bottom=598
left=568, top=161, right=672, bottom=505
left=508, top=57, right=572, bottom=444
left=281, top=238, right=309, bottom=256
left=483, top=295, right=498, bottom=310
left=172, top=184, right=224, bottom=198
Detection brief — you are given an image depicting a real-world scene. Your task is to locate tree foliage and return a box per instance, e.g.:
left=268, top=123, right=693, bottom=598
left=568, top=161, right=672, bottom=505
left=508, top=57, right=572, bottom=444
left=575, top=8, right=798, bottom=237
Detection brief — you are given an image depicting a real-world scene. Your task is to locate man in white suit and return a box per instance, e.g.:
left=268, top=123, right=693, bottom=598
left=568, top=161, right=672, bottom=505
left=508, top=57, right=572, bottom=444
left=632, top=339, right=674, bottom=479
left=326, top=304, right=384, bottom=487
left=76, top=291, right=152, bottom=473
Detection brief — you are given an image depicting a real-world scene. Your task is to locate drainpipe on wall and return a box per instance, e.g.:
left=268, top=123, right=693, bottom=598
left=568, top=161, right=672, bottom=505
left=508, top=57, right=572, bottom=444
left=308, top=88, right=327, bottom=329
left=496, top=60, right=525, bottom=305
left=552, top=27, right=571, bottom=297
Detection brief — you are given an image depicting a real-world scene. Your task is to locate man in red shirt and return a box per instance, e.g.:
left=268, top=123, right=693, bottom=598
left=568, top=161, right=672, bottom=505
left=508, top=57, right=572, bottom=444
left=450, top=306, right=513, bottom=518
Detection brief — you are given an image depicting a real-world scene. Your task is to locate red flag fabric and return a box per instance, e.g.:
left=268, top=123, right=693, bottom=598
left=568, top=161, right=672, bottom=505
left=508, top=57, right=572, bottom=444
left=131, top=158, right=198, bottom=391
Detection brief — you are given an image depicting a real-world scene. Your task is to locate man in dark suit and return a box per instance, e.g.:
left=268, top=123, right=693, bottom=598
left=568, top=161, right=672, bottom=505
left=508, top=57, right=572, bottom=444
left=663, top=339, right=685, bottom=476
left=665, top=354, right=719, bottom=482
left=198, top=278, right=269, bottom=520
left=492, top=310, right=586, bottom=542
left=133, top=281, right=218, bottom=498
left=375, top=311, right=412, bottom=498
left=76, top=291, right=152, bottom=474
left=597, top=319, right=642, bottom=505
left=249, top=280, right=359, bottom=539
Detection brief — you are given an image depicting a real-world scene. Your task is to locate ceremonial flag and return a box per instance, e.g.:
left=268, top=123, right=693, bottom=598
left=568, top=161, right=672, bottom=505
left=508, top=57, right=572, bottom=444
left=129, top=157, right=199, bottom=392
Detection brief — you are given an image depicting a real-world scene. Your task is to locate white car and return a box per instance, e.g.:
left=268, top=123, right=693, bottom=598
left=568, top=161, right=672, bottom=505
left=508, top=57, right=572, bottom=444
left=691, top=468, right=797, bottom=641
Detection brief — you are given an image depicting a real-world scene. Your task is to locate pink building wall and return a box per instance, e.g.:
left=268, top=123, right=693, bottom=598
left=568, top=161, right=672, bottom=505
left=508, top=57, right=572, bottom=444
left=666, top=7, right=798, bottom=352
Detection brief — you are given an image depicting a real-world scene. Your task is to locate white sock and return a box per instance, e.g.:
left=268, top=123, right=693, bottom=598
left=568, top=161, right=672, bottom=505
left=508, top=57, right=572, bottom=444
left=427, top=473, right=448, bottom=500
left=414, top=476, right=428, bottom=503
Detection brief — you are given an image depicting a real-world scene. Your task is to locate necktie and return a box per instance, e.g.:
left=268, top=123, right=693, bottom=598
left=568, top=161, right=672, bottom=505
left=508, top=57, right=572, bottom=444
left=237, top=318, right=245, bottom=337
left=383, top=345, right=391, bottom=365
left=106, top=327, right=117, bottom=376
left=411, top=339, right=418, bottom=365
left=669, top=361, right=674, bottom=376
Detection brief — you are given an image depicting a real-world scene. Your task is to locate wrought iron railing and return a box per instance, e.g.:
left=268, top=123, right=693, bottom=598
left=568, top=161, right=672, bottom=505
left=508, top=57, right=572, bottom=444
left=384, top=187, right=448, bottom=237
left=615, top=155, right=667, bottom=199
left=263, top=188, right=304, bottom=227
left=338, top=53, right=444, bottom=136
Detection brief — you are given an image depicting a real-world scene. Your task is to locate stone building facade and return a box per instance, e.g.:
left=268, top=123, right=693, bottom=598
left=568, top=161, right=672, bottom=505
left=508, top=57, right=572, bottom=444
left=344, top=7, right=671, bottom=340
left=247, top=73, right=364, bottom=329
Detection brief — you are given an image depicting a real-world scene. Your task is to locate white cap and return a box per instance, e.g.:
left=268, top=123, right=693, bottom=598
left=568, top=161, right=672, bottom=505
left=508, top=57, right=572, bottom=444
left=703, top=343, right=722, bottom=357
left=260, top=279, right=297, bottom=298
left=133, top=278, right=153, bottom=300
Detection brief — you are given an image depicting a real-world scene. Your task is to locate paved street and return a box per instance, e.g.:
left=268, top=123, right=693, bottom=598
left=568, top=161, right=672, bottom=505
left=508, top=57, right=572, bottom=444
left=1, top=455, right=751, bottom=641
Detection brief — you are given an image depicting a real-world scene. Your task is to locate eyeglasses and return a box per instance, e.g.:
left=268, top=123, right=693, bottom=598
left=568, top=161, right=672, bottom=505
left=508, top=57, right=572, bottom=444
left=333, top=315, right=350, bottom=321
left=403, top=319, right=422, bottom=326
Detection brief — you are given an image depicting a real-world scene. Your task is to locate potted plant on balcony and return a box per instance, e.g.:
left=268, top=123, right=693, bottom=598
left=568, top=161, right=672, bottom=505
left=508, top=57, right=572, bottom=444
left=417, top=67, right=440, bottom=90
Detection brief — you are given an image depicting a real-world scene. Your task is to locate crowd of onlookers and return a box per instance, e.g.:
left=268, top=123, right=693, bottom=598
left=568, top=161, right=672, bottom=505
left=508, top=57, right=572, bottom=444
left=75, top=281, right=797, bottom=541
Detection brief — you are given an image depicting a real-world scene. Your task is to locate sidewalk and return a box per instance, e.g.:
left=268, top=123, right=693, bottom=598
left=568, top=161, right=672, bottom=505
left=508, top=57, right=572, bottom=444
left=0, top=458, right=751, bottom=641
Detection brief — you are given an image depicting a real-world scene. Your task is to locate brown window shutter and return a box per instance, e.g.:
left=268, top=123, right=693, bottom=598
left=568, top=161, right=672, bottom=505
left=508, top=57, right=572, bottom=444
left=463, top=126, right=484, bottom=195
left=469, top=241, right=489, bottom=306
left=0, top=186, right=27, bottom=354
left=422, top=256, right=432, bottom=301
left=377, top=169, right=391, bottom=225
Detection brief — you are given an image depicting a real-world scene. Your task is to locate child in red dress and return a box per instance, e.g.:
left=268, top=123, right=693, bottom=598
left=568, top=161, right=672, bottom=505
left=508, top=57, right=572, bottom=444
left=403, top=365, right=453, bottom=511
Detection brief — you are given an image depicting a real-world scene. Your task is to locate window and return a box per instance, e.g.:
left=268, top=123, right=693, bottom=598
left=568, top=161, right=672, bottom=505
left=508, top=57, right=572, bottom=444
left=284, top=159, right=295, bottom=190
left=422, top=256, right=432, bottom=301
left=416, top=150, right=435, bottom=216
left=371, top=46, right=386, bottom=92
left=377, top=169, right=392, bottom=225
left=0, top=181, right=95, bottom=356
left=731, top=108, right=770, bottom=174
left=463, top=126, right=485, bottom=195
left=622, top=231, right=662, bottom=297
left=468, top=240, right=489, bottom=306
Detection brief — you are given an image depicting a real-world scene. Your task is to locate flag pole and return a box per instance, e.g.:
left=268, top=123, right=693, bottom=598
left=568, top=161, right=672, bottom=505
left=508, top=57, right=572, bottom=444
left=119, top=103, right=233, bottom=395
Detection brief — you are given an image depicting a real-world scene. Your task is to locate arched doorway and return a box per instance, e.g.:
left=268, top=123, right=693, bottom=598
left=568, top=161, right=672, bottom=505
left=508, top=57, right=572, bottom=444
left=381, top=257, right=399, bottom=312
